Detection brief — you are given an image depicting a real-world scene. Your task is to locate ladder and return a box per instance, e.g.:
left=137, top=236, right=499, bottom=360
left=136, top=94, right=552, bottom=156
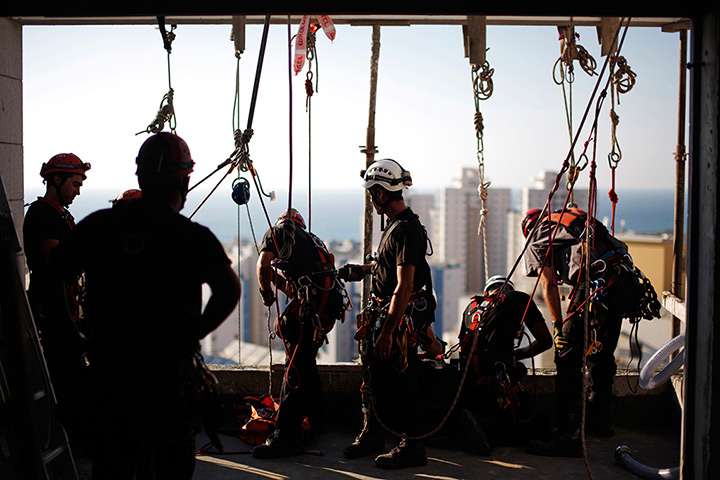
left=0, top=176, right=78, bottom=479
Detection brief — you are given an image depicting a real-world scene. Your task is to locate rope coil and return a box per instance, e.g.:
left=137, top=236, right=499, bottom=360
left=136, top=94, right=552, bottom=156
left=137, top=89, right=175, bottom=135
left=472, top=61, right=494, bottom=101
left=137, top=18, right=178, bottom=135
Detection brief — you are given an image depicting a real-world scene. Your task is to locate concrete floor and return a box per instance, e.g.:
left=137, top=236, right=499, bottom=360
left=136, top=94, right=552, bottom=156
left=189, top=425, right=680, bottom=480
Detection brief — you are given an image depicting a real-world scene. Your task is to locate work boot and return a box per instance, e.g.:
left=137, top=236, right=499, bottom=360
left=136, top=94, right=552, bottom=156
left=457, top=409, right=492, bottom=456
left=526, top=429, right=582, bottom=458
left=375, top=438, right=427, bottom=469
left=252, top=435, right=304, bottom=459
left=343, top=411, right=385, bottom=459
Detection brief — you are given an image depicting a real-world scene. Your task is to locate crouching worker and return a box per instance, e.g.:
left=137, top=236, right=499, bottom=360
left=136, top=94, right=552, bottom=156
left=456, top=275, right=553, bottom=455
left=253, top=208, right=348, bottom=459
left=46, top=132, right=241, bottom=479
left=342, top=159, right=437, bottom=469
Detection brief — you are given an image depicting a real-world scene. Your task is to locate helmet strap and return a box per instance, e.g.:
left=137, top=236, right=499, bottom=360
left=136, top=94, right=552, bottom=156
left=50, top=174, right=70, bottom=207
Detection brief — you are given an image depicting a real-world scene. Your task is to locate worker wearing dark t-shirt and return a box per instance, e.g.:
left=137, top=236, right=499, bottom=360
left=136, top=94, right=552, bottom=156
left=456, top=275, right=552, bottom=453
left=253, top=208, right=346, bottom=459
left=47, top=133, right=240, bottom=479
left=23, top=153, right=90, bottom=393
left=521, top=207, right=631, bottom=457
left=342, top=159, right=437, bottom=470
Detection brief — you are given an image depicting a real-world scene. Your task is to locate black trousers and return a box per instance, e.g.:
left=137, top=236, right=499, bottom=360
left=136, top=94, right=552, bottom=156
left=272, top=299, right=324, bottom=443
left=359, top=329, right=424, bottom=439
left=553, top=309, right=622, bottom=432
left=73, top=362, right=201, bottom=480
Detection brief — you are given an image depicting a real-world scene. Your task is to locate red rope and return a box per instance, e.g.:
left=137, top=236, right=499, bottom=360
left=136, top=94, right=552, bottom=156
left=608, top=167, right=618, bottom=235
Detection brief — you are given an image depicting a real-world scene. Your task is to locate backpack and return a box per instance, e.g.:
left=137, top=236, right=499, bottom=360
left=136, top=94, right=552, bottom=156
left=546, top=208, right=661, bottom=322
left=303, top=232, right=347, bottom=330
left=458, top=293, right=522, bottom=383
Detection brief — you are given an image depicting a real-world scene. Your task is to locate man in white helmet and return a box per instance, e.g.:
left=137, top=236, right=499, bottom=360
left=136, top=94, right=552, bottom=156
left=342, top=159, right=437, bottom=469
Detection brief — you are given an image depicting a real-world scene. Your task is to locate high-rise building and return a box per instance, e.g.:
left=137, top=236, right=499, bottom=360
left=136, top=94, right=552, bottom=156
left=436, top=168, right=511, bottom=294
left=521, top=169, right=588, bottom=214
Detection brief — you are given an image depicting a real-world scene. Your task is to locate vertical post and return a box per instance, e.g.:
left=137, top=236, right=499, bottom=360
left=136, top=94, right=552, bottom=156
left=361, top=25, right=381, bottom=307
left=672, top=29, right=688, bottom=339
left=684, top=8, right=720, bottom=479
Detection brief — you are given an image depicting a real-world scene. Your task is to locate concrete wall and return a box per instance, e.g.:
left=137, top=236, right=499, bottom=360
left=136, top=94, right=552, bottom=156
left=0, top=18, right=24, bottom=276
left=211, top=364, right=682, bottom=432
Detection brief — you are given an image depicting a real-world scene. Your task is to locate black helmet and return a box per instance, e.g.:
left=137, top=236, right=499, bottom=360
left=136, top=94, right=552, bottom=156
left=135, top=132, right=195, bottom=179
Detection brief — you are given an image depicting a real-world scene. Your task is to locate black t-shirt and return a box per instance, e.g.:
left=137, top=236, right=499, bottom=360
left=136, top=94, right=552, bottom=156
left=49, top=197, right=231, bottom=370
left=371, top=208, right=433, bottom=299
left=260, top=223, right=332, bottom=282
left=23, top=198, right=76, bottom=296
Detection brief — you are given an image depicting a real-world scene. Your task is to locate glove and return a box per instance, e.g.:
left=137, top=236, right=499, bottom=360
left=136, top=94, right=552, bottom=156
left=339, top=265, right=362, bottom=282
left=259, top=288, right=275, bottom=307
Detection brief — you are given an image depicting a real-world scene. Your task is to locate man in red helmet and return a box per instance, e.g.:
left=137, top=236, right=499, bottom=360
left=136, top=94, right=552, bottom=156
left=23, top=153, right=91, bottom=394
left=47, top=132, right=241, bottom=479
left=252, top=208, right=347, bottom=459
left=520, top=206, right=660, bottom=457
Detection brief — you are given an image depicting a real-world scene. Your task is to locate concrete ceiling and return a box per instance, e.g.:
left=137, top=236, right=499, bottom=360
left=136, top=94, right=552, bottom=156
left=9, top=14, right=691, bottom=31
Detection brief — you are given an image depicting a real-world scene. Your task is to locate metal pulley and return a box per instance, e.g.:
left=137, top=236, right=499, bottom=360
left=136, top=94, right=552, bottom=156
left=231, top=177, right=251, bottom=205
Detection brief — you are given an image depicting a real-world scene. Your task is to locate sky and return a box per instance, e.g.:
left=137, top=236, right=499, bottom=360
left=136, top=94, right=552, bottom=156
left=22, top=20, right=685, bottom=216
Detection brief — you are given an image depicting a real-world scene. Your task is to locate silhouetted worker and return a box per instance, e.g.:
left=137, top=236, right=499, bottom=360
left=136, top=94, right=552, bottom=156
left=23, top=153, right=90, bottom=393
left=456, top=275, right=553, bottom=454
left=48, top=132, right=240, bottom=479
left=342, top=159, right=436, bottom=469
left=521, top=207, right=660, bottom=457
left=252, top=208, right=347, bottom=459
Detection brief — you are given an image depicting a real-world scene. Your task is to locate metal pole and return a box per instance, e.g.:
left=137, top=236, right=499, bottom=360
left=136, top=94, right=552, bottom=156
left=361, top=25, right=381, bottom=307
left=672, top=29, right=688, bottom=339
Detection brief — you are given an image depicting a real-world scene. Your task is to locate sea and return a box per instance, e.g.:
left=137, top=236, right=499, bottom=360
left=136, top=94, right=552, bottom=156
left=25, top=187, right=681, bottom=244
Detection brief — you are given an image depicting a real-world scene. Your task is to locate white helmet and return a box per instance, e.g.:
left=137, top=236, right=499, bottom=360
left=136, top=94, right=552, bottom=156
left=483, top=275, right=514, bottom=296
left=361, top=159, right=412, bottom=192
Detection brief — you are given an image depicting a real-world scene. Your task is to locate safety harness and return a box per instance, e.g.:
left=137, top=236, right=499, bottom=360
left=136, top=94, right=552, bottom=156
left=539, top=208, right=661, bottom=324
left=458, top=292, right=526, bottom=415
left=274, top=228, right=349, bottom=353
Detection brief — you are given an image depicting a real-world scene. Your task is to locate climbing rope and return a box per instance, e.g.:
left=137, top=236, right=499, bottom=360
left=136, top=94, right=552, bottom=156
left=471, top=60, right=494, bottom=285
left=304, top=26, right=319, bottom=231
left=137, top=17, right=177, bottom=135
left=607, top=53, right=637, bottom=234
left=367, top=308, right=484, bottom=442
left=501, top=22, right=632, bottom=478
left=187, top=15, right=273, bottom=219
left=293, top=16, right=334, bottom=231
left=580, top=20, right=632, bottom=480
left=553, top=27, right=597, bottom=204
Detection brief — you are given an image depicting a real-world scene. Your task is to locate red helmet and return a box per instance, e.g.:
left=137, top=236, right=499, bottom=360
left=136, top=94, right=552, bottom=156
left=40, top=153, right=91, bottom=180
left=135, top=132, right=194, bottom=179
left=115, top=189, right=142, bottom=202
left=521, top=208, right=542, bottom=237
left=276, top=208, right=306, bottom=230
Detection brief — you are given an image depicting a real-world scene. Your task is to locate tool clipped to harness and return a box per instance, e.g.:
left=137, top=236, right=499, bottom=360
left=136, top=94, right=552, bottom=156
left=231, top=177, right=251, bottom=205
